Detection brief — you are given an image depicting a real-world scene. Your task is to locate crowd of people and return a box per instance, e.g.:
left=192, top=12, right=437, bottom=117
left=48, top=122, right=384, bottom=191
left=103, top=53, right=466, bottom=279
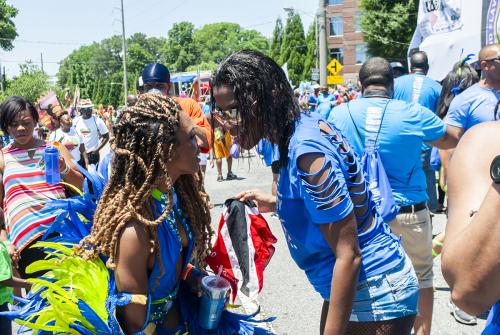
left=0, top=43, right=496, bottom=335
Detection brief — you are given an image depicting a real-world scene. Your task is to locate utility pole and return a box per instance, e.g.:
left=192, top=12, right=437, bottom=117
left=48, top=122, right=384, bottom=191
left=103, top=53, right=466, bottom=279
left=120, top=0, right=129, bottom=106
left=0, top=60, right=3, bottom=92
left=40, top=53, right=44, bottom=73
left=318, top=0, right=328, bottom=86
left=315, top=15, right=319, bottom=69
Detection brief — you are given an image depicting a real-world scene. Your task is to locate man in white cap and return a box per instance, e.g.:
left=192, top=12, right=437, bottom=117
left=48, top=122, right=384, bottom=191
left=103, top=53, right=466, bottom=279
left=73, top=98, right=109, bottom=167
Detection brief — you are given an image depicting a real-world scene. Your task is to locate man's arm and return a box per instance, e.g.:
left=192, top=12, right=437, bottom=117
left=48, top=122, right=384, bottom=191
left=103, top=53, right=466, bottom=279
left=428, top=125, right=459, bottom=149
left=95, top=133, right=109, bottom=153
left=80, top=144, right=89, bottom=167
left=178, top=98, right=212, bottom=152
left=441, top=122, right=500, bottom=315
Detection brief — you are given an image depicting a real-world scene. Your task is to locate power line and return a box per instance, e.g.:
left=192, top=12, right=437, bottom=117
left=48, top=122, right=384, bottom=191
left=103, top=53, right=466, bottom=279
left=0, top=37, right=84, bottom=46
left=242, top=20, right=275, bottom=29
left=361, top=31, right=411, bottom=46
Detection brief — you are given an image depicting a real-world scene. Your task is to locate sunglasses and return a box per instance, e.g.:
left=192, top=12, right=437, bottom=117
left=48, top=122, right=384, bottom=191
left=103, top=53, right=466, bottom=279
left=482, top=55, right=500, bottom=62
left=81, top=108, right=93, bottom=112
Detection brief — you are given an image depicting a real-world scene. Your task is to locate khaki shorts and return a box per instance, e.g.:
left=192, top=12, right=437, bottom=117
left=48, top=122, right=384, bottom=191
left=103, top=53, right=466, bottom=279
left=389, top=207, right=433, bottom=289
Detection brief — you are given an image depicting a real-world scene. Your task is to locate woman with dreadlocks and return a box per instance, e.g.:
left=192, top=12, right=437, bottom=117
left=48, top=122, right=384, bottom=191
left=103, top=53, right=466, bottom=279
left=78, top=92, right=213, bottom=333
left=3, top=93, right=272, bottom=335
left=214, top=50, right=418, bottom=335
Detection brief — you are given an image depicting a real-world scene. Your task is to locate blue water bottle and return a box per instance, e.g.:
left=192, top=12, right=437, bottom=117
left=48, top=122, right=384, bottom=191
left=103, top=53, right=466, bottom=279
left=44, top=145, right=60, bottom=184
left=198, top=275, right=230, bottom=329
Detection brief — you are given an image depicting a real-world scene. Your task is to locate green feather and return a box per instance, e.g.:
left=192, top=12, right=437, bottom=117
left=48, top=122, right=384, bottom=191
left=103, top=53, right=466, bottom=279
left=15, top=242, right=110, bottom=334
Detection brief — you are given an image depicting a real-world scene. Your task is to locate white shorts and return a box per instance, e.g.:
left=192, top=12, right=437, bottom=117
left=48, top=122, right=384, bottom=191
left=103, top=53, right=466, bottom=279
left=198, top=153, right=208, bottom=166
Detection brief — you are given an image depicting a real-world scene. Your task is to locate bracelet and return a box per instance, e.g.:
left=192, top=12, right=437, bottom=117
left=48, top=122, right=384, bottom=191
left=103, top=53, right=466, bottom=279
left=61, top=163, right=71, bottom=176
left=182, top=264, right=194, bottom=281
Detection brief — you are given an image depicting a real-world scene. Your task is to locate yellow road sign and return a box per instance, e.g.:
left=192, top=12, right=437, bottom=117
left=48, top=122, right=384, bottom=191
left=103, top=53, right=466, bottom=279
left=327, top=75, right=344, bottom=85
left=327, top=59, right=343, bottom=75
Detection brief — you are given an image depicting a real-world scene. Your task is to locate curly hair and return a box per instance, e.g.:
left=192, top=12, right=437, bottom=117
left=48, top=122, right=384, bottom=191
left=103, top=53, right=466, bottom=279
left=78, top=93, right=213, bottom=272
left=212, top=50, right=300, bottom=166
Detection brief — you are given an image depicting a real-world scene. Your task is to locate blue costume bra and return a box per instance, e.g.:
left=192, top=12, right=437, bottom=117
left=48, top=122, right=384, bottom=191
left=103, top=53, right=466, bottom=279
left=145, top=188, right=195, bottom=326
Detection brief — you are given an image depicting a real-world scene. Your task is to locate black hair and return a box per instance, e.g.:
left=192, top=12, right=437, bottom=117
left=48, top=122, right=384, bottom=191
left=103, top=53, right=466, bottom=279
left=437, top=62, right=479, bottom=118
left=212, top=50, right=300, bottom=166
left=359, top=57, right=394, bottom=89
left=410, top=51, right=429, bottom=72
left=0, top=96, right=39, bottom=134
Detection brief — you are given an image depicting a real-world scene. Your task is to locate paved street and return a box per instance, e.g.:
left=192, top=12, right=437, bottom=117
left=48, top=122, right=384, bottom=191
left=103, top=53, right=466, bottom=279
left=204, top=153, right=486, bottom=335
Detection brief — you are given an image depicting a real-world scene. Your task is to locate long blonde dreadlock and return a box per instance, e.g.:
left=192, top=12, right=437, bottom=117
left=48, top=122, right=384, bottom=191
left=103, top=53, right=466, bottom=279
left=78, top=93, right=213, bottom=271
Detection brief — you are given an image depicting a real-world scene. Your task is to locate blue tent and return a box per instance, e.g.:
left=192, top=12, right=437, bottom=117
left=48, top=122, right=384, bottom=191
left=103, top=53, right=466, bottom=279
left=170, top=74, right=197, bottom=83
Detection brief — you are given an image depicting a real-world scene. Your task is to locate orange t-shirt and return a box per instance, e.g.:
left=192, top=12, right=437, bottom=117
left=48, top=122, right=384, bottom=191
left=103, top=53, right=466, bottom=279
left=174, top=97, right=212, bottom=153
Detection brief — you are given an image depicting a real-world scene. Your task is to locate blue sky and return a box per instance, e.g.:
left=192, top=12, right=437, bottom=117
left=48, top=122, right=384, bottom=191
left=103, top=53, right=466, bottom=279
left=1, top=0, right=315, bottom=78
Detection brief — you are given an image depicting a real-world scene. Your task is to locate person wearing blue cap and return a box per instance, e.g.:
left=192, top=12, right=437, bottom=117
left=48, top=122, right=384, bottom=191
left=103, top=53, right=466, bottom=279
left=141, top=63, right=212, bottom=153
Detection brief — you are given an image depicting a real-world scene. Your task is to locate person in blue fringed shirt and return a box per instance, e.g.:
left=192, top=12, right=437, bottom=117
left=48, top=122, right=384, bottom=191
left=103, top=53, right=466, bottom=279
left=213, top=50, right=420, bottom=335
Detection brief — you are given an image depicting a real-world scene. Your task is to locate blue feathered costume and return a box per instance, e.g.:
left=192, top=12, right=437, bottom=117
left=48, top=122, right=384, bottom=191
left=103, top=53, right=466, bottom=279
left=2, top=167, right=274, bottom=335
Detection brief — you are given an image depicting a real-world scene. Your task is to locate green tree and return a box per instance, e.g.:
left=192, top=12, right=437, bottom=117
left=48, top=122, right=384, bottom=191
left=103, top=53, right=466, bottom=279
left=303, top=23, right=316, bottom=81
left=269, top=18, right=284, bottom=63
left=162, top=22, right=198, bottom=72
left=360, top=0, right=419, bottom=62
left=55, top=22, right=268, bottom=105
left=186, top=61, right=218, bottom=72
left=193, top=22, right=269, bottom=65
left=0, top=0, right=17, bottom=51
left=57, top=34, right=166, bottom=106
left=280, top=11, right=307, bottom=84
left=5, top=63, right=50, bottom=103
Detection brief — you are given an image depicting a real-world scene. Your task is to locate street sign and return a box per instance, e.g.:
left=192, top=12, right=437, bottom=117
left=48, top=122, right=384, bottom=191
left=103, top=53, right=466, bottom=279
left=327, top=75, right=344, bottom=85
left=327, top=59, right=343, bottom=75
left=311, top=68, right=320, bottom=81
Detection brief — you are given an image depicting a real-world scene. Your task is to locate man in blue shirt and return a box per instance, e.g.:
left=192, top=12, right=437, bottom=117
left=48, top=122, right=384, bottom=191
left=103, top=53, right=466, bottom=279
left=394, top=51, right=443, bottom=213
left=446, top=44, right=500, bottom=137
left=329, top=57, right=458, bottom=335
left=318, top=85, right=335, bottom=104
left=394, top=52, right=442, bottom=112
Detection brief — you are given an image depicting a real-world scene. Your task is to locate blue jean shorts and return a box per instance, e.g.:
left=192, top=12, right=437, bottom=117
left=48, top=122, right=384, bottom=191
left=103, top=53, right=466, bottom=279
left=350, top=256, right=419, bottom=322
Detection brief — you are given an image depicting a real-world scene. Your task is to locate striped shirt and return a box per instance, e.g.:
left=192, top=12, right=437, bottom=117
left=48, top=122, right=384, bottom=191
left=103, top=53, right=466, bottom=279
left=2, top=143, right=65, bottom=252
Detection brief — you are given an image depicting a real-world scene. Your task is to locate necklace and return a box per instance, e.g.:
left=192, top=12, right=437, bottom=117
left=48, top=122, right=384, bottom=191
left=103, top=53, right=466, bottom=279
left=151, top=188, right=193, bottom=243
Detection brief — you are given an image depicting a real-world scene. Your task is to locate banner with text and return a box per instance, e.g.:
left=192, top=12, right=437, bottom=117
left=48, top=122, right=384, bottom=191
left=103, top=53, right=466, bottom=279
left=409, top=0, right=493, bottom=80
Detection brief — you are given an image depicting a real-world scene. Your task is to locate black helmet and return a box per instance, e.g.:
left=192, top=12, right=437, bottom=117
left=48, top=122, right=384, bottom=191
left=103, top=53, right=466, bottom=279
left=141, top=63, right=170, bottom=84
left=390, top=62, right=408, bottom=74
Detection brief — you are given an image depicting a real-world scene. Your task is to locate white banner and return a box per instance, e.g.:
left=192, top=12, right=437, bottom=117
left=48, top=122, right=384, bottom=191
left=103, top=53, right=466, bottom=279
left=409, top=0, right=484, bottom=80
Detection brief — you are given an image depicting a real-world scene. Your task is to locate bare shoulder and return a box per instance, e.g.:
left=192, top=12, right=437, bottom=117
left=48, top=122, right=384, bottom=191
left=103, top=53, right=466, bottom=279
left=120, top=220, right=150, bottom=242
left=452, top=121, right=500, bottom=170
left=118, top=221, right=152, bottom=256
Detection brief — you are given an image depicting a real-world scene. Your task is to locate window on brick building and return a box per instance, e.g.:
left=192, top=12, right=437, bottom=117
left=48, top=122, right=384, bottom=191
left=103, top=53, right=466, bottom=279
left=328, top=0, right=343, bottom=4
left=329, top=16, right=344, bottom=36
left=356, top=44, right=367, bottom=64
left=355, top=11, right=362, bottom=32
left=329, top=48, right=344, bottom=64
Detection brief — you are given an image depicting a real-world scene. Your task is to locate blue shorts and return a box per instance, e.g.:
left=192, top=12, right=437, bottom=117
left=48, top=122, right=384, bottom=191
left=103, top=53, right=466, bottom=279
left=350, top=256, right=419, bottom=322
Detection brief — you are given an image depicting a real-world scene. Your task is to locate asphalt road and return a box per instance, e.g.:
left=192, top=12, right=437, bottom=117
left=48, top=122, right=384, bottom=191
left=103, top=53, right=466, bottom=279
left=11, top=152, right=487, bottom=334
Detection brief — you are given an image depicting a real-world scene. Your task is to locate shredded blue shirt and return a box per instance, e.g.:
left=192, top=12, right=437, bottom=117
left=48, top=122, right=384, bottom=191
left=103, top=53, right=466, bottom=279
left=277, top=112, right=404, bottom=300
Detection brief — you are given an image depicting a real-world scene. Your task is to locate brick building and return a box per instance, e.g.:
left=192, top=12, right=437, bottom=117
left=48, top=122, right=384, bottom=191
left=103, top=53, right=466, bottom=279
left=325, top=0, right=367, bottom=84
